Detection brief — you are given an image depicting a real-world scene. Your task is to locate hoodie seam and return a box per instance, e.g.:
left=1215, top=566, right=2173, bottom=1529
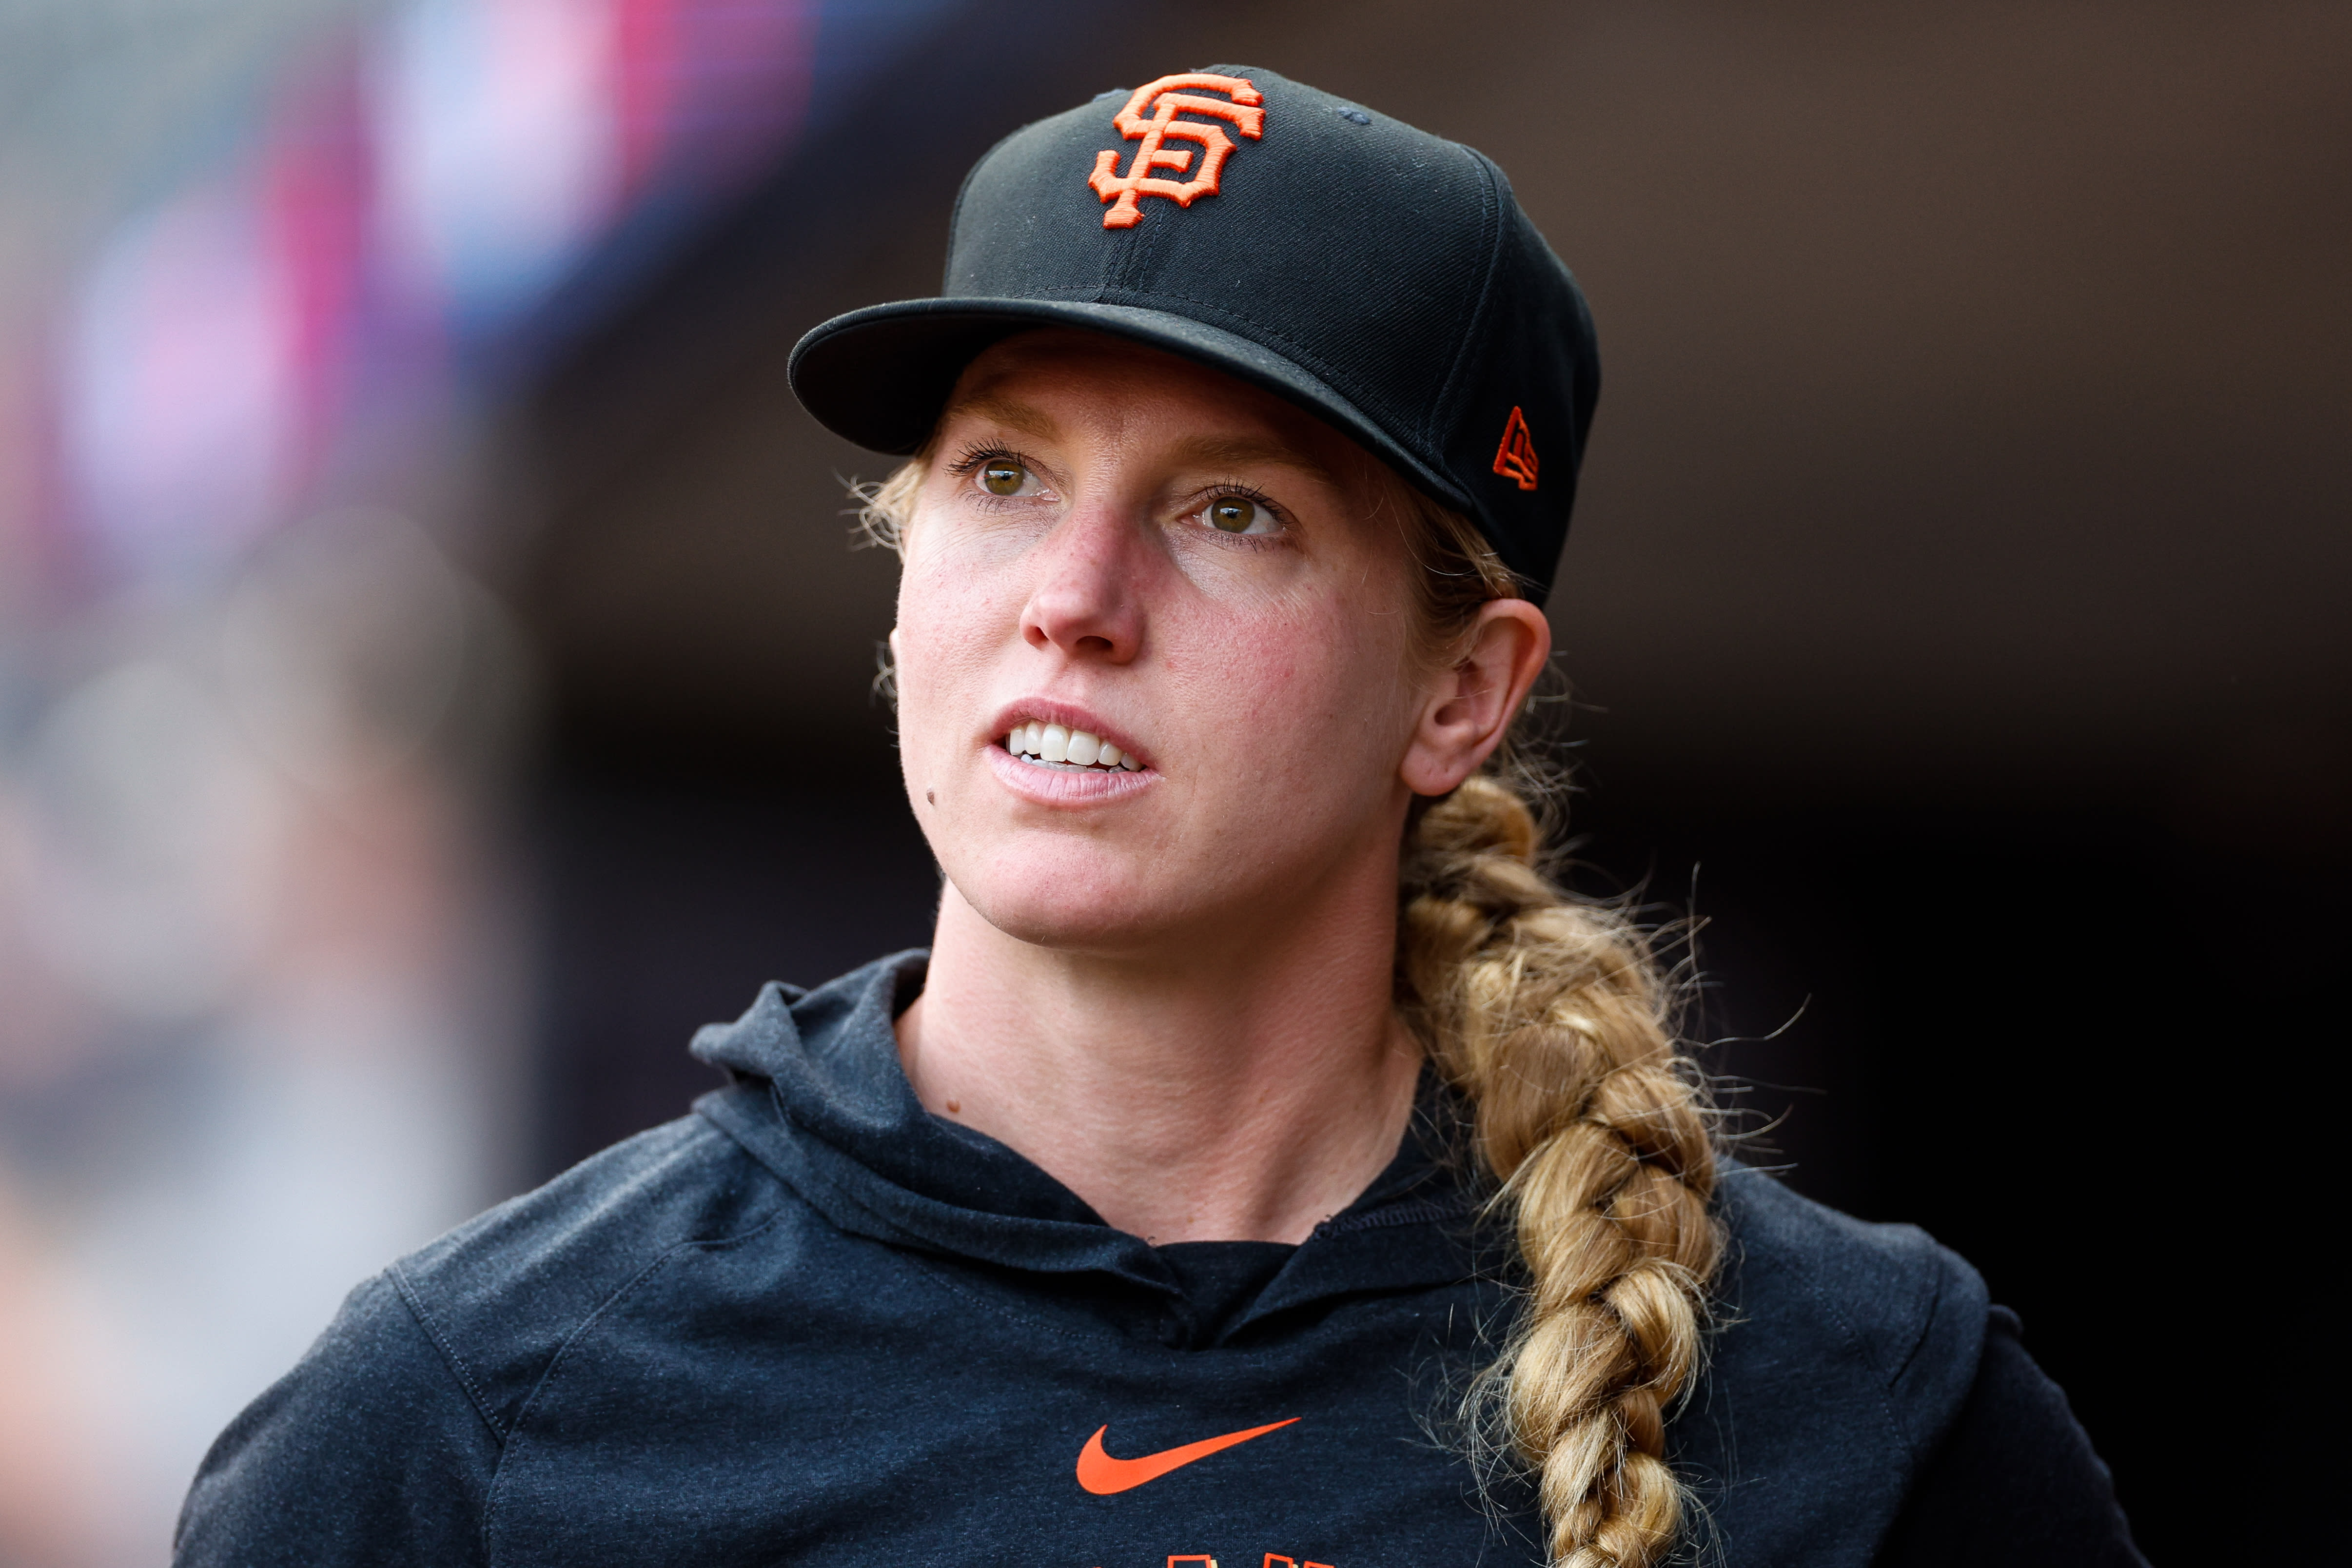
left=480, top=1213, right=787, bottom=1563
left=389, top=1264, right=509, bottom=1445
left=1788, top=1245, right=1921, bottom=1471
left=1884, top=1254, right=1947, bottom=1389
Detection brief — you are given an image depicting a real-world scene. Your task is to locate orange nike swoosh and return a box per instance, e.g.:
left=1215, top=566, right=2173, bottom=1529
left=1074, top=1418, right=1300, bottom=1495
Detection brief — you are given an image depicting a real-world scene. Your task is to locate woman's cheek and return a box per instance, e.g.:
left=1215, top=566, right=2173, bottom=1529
left=899, top=561, right=1005, bottom=688
left=1204, top=620, right=1354, bottom=772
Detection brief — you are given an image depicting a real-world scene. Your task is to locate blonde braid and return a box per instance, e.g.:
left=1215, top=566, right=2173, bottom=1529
left=1402, top=774, right=1718, bottom=1568
left=1384, top=482, right=1718, bottom=1567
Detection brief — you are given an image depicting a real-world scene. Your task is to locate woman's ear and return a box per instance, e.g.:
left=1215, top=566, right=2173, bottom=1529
left=1398, top=599, right=1552, bottom=796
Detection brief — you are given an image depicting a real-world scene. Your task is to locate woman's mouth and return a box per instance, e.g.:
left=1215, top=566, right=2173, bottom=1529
left=1002, top=720, right=1142, bottom=772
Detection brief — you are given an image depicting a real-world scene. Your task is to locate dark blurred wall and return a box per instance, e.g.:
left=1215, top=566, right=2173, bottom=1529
left=485, top=5, right=2350, bottom=1562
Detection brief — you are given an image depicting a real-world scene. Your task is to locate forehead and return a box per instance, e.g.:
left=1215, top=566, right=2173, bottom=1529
left=939, top=329, right=1371, bottom=483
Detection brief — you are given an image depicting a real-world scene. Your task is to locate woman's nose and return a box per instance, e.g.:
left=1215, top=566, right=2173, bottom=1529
left=1019, top=503, right=1144, bottom=664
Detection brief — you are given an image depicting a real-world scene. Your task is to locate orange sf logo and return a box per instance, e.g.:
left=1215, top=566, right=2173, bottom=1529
left=1088, top=73, right=1265, bottom=229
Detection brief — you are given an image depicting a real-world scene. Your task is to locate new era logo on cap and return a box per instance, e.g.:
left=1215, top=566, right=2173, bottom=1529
left=1088, top=74, right=1265, bottom=229
left=1492, top=406, right=1539, bottom=491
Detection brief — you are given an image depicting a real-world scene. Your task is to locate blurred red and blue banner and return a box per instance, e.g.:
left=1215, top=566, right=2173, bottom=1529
left=37, top=0, right=951, bottom=597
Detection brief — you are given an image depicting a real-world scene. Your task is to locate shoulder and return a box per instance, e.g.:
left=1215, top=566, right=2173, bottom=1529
left=1673, top=1162, right=1991, bottom=1568
left=177, top=1102, right=795, bottom=1566
left=1875, top=1307, right=2148, bottom=1568
left=390, top=1097, right=796, bottom=1439
left=178, top=1270, right=502, bottom=1565
left=1713, top=1159, right=1990, bottom=1453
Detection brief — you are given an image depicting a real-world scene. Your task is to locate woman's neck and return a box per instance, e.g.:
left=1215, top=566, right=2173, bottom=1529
left=895, top=870, right=1423, bottom=1246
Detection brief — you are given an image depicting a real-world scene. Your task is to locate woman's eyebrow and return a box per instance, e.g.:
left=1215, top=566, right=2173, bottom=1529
left=939, top=398, right=1336, bottom=488
left=941, top=394, right=1061, bottom=442
left=1165, top=434, right=1337, bottom=488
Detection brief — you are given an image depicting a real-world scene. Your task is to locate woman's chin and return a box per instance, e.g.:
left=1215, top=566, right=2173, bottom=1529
left=960, top=883, right=1182, bottom=955
left=947, top=847, right=1236, bottom=956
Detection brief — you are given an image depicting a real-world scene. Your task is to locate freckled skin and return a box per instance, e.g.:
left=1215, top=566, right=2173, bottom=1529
left=889, top=328, right=1551, bottom=1243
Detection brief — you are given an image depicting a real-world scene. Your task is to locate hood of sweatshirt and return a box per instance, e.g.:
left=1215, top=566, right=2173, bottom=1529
left=687, top=951, right=1483, bottom=1333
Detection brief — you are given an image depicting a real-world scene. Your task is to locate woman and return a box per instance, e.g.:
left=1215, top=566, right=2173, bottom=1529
left=177, top=66, right=2142, bottom=1568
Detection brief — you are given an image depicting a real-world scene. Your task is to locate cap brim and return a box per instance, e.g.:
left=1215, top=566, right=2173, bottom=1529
left=787, top=297, right=1472, bottom=513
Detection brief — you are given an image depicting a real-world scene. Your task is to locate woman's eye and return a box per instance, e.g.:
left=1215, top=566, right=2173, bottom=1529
left=1205, top=495, right=1276, bottom=535
left=978, top=459, right=1032, bottom=497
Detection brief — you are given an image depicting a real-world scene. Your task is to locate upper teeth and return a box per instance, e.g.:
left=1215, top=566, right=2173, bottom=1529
left=1007, top=721, right=1141, bottom=770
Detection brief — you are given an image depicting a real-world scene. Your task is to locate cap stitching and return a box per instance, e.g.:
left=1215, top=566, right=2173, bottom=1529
left=1101, top=212, right=1153, bottom=303
left=942, top=122, right=1033, bottom=294
left=1425, top=148, right=1510, bottom=455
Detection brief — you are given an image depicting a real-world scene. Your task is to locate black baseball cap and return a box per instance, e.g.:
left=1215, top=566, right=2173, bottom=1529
left=788, top=64, right=1599, bottom=602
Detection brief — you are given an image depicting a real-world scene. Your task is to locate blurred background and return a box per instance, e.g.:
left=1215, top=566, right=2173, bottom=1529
left=0, top=1, right=2342, bottom=1561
